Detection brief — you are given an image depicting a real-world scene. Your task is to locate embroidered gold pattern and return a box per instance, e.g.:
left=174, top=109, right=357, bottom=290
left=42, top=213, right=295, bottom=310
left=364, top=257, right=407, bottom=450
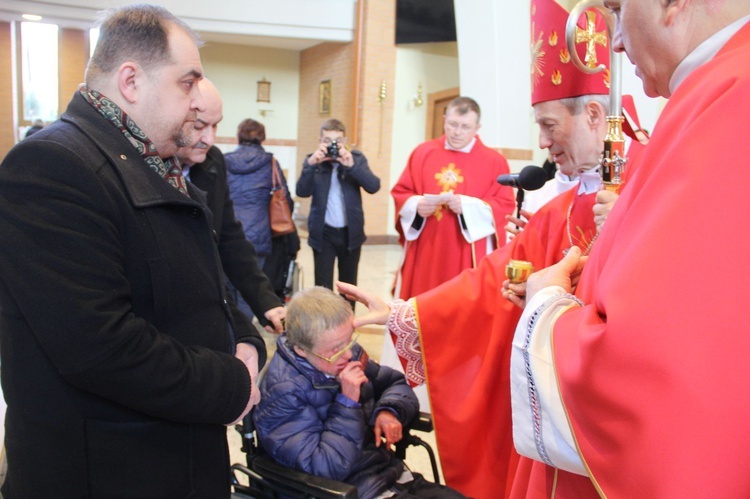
left=551, top=69, right=562, bottom=86
left=560, top=48, right=570, bottom=64
left=433, top=163, right=464, bottom=221
left=575, top=10, right=607, bottom=69
left=566, top=201, right=598, bottom=256
left=531, top=22, right=546, bottom=84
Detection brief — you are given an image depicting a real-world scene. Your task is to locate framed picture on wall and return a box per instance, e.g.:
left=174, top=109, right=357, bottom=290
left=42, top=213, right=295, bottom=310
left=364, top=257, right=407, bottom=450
left=257, top=78, right=271, bottom=103
left=319, top=79, right=331, bottom=115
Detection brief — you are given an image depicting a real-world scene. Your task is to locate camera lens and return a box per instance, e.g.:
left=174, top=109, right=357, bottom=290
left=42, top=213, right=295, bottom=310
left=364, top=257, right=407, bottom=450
left=327, top=140, right=339, bottom=160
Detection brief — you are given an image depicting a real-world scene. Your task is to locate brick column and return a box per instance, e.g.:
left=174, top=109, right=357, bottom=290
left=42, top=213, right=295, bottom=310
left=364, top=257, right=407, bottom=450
left=297, top=0, right=396, bottom=242
left=353, top=0, right=396, bottom=243
left=59, top=28, right=88, bottom=114
left=0, top=22, right=14, bottom=158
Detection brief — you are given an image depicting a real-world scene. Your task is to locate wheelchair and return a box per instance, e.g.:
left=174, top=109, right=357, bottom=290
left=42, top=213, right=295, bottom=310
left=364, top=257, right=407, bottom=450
left=230, top=407, right=440, bottom=499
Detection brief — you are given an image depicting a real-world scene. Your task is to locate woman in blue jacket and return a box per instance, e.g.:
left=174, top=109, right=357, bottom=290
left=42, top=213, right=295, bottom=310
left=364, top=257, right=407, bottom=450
left=225, top=118, right=299, bottom=309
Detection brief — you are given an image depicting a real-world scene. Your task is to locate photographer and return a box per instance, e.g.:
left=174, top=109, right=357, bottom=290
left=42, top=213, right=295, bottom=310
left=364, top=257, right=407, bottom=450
left=296, top=119, right=380, bottom=307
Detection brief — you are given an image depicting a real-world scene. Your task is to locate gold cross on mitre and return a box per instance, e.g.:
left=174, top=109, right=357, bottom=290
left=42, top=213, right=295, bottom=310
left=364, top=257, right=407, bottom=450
left=575, top=10, right=607, bottom=69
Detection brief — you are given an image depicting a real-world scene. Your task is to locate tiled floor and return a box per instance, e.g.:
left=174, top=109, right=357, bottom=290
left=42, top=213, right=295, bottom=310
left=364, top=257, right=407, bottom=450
left=228, top=241, right=446, bottom=484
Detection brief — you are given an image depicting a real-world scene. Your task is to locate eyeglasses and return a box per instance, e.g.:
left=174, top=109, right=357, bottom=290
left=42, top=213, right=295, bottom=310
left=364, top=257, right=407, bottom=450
left=304, top=333, right=359, bottom=363
left=320, top=137, right=345, bottom=145
left=445, top=121, right=476, bottom=133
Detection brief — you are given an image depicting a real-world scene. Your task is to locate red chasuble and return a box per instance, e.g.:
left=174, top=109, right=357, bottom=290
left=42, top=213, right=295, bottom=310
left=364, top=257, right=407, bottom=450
left=413, top=187, right=596, bottom=499
left=392, top=136, right=514, bottom=299
left=523, top=23, right=750, bottom=497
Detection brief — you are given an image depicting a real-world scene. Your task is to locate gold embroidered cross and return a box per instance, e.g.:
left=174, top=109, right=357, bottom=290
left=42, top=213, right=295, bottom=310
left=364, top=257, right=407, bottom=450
left=434, top=163, right=463, bottom=192
left=575, top=11, right=607, bottom=69
left=432, top=163, right=464, bottom=221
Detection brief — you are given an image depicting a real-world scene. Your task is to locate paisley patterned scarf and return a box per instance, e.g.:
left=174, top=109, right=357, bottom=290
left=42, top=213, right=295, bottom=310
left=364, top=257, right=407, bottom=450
left=80, top=87, right=190, bottom=197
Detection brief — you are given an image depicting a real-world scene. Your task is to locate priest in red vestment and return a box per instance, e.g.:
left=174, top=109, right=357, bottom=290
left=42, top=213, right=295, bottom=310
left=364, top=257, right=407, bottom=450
left=341, top=3, right=617, bottom=496
left=512, top=1, right=750, bottom=497
left=391, top=96, right=515, bottom=300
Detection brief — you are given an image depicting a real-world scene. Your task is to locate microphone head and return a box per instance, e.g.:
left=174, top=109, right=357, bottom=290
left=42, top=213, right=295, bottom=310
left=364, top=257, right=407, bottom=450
left=518, top=165, right=548, bottom=191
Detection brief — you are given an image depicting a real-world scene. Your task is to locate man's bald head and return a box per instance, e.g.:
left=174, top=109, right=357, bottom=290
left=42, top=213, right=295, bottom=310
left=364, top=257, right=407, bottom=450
left=607, top=0, right=750, bottom=97
left=177, top=78, right=224, bottom=166
left=200, top=79, right=223, bottom=119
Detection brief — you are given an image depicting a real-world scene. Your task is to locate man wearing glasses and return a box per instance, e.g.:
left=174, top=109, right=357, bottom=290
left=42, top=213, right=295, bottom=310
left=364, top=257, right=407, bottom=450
left=253, top=287, right=465, bottom=498
left=296, top=119, right=381, bottom=307
left=391, top=96, right=515, bottom=301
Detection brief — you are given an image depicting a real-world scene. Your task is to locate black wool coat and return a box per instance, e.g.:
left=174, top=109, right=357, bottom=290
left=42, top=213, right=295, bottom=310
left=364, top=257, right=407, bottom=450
left=0, top=93, right=263, bottom=498
left=189, top=146, right=283, bottom=325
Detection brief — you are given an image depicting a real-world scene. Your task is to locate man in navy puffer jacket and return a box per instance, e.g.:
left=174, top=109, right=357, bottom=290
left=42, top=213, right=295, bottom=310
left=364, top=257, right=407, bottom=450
left=253, top=287, right=466, bottom=499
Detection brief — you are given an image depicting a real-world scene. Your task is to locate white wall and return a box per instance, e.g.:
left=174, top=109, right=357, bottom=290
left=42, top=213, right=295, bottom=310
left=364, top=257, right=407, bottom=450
left=202, top=42, right=301, bottom=195
left=201, top=42, right=301, bottom=141
left=454, top=0, right=531, bottom=152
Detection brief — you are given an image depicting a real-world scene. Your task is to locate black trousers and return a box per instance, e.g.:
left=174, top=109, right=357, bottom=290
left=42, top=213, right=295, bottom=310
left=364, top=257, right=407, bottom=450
left=313, top=225, right=361, bottom=304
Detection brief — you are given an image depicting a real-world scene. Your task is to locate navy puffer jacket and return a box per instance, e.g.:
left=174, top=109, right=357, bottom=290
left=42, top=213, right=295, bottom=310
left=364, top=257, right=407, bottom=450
left=226, top=144, right=293, bottom=257
left=254, top=335, right=419, bottom=499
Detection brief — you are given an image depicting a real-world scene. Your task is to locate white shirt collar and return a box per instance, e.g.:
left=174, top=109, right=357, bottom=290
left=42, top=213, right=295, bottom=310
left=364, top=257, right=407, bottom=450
left=554, top=170, right=579, bottom=194
left=669, top=15, right=750, bottom=94
left=444, top=137, right=477, bottom=153
left=577, top=168, right=603, bottom=195
left=181, top=164, right=192, bottom=181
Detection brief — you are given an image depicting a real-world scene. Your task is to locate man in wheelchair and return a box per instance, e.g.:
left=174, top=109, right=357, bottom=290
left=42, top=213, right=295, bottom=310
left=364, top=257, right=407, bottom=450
left=253, top=287, right=465, bottom=499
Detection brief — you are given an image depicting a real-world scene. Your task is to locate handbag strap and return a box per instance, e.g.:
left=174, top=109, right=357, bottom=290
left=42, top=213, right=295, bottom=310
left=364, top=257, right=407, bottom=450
left=271, top=157, right=282, bottom=190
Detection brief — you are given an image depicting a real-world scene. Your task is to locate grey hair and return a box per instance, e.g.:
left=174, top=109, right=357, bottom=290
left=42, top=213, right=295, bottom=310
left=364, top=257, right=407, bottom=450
left=557, top=94, right=610, bottom=115
left=286, top=287, right=353, bottom=351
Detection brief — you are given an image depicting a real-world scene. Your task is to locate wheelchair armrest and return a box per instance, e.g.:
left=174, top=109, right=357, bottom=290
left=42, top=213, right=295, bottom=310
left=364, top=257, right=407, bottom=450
left=252, top=455, right=359, bottom=499
left=410, top=411, right=433, bottom=433
left=394, top=411, right=441, bottom=485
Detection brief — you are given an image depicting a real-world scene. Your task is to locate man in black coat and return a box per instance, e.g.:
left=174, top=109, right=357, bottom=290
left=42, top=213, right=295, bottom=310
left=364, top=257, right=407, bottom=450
left=0, top=6, right=263, bottom=497
left=296, top=119, right=380, bottom=304
left=177, top=79, right=286, bottom=333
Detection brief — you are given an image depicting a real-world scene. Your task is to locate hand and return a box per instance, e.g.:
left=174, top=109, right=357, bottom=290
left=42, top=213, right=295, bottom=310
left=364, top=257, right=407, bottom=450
left=501, top=278, right=527, bottom=309
left=593, top=190, right=618, bottom=232
left=445, top=194, right=462, bottom=214
left=338, top=360, right=368, bottom=402
left=505, top=209, right=534, bottom=238
left=373, top=411, right=403, bottom=449
left=306, top=144, right=329, bottom=166
left=526, top=246, right=586, bottom=303
left=337, top=146, right=354, bottom=167
left=264, top=306, right=286, bottom=333
left=227, top=343, right=262, bottom=425
left=416, top=197, right=440, bottom=218
left=336, top=281, right=390, bottom=328
left=570, top=256, right=588, bottom=291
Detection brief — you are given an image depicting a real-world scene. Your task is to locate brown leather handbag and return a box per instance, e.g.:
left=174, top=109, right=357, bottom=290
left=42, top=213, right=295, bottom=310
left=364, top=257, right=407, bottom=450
left=269, top=158, right=295, bottom=237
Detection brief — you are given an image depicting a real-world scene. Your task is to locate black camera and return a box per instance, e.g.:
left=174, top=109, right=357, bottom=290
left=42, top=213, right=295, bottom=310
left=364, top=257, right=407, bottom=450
left=326, top=140, right=340, bottom=160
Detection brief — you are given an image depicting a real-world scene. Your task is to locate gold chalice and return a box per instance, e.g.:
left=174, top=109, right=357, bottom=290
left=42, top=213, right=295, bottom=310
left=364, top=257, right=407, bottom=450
left=505, top=260, right=534, bottom=284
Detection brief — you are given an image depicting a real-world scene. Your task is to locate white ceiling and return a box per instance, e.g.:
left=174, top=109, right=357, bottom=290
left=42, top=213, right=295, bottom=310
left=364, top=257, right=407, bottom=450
left=0, top=0, right=357, bottom=51
left=198, top=32, right=322, bottom=51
